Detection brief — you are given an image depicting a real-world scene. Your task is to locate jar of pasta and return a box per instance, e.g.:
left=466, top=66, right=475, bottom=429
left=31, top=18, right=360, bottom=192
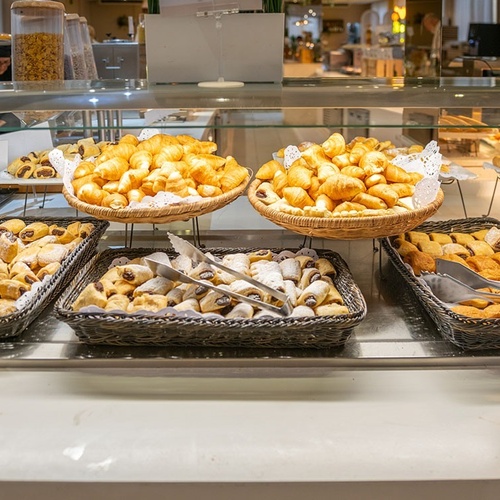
left=65, top=13, right=87, bottom=79
left=79, top=17, right=98, bottom=80
left=11, top=0, right=65, bottom=81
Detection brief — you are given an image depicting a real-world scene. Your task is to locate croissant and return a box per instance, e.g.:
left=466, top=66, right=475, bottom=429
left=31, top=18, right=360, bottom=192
left=287, top=164, right=313, bottom=189
left=349, top=143, right=371, bottom=164
left=319, top=173, right=366, bottom=200
left=94, top=156, right=129, bottom=181
left=351, top=192, right=388, bottom=210
left=187, top=162, right=220, bottom=187
left=197, top=184, right=223, bottom=197
left=175, top=134, right=198, bottom=145
left=127, top=188, right=146, bottom=203
left=182, top=140, right=218, bottom=155
left=152, top=144, right=184, bottom=168
left=367, top=184, right=399, bottom=208
left=155, top=171, right=190, bottom=197
left=358, top=151, right=388, bottom=175
left=72, top=174, right=106, bottom=193
left=331, top=153, right=351, bottom=169
left=137, top=134, right=179, bottom=155
left=102, top=180, right=120, bottom=193
left=341, top=166, right=365, bottom=179
left=315, top=193, right=335, bottom=212
left=364, top=173, right=387, bottom=188
left=76, top=182, right=106, bottom=206
left=301, top=144, right=331, bottom=169
left=256, top=159, right=285, bottom=180
left=219, top=157, right=248, bottom=192
left=272, top=170, right=288, bottom=197
left=129, top=150, right=152, bottom=170
left=388, top=183, right=415, bottom=198
left=322, top=132, right=346, bottom=158
left=317, top=163, right=340, bottom=183
left=333, top=201, right=366, bottom=213
left=307, top=176, right=321, bottom=200
left=118, top=133, right=140, bottom=147
left=117, top=169, right=148, bottom=193
left=283, top=186, right=315, bottom=209
left=95, top=142, right=136, bottom=165
left=102, top=193, right=128, bottom=210
left=385, top=163, right=412, bottom=183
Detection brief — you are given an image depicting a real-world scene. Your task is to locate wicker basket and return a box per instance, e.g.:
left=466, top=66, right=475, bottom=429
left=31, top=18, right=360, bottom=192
left=382, top=217, right=500, bottom=350
left=248, top=179, right=444, bottom=240
left=0, top=216, right=109, bottom=340
left=62, top=170, right=252, bottom=224
left=55, top=247, right=367, bottom=349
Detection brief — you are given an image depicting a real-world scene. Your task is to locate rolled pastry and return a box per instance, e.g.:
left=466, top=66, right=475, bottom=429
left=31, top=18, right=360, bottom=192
left=299, top=267, right=322, bottom=289
left=133, top=276, right=174, bottom=297
left=229, top=279, right=266, bottom=302
left=429, top=232, right=453, bottom=245
left=37, top=244, right=69, bottom=268
left=36, top=262, right=61, bottom=280
left=72, top=282, right=108, bottom=311
left=279, top=258, right=301, bottom=284
left=11, top=270, right=39, bottom=286
left=199, top=288, right=231, bottom=313
left=104, top=294, right=130, bottom=312
left=165, top=287, right=184, bottom=307
left=225, top=302, right=255, bottom=319
left=0, top=279, right=30, bottom=299
left=0, top=232, right=20, bottom=263
left=116, top=264, right=154, bottom=286
left=466, top=240, right=495, bottom=257
left=315, top=258, right=337, bottom=277
left=290, top=305, right=316, bottom=317
left=128, top=294, right=169, bottom=313
left=173, top=298, right=200, bottom=313
left=19, top=222, right=49, bottom=242
left=315, top=303, right=349, bottom=316
left=0, top=299, right=17, bottom=316
left=297, top=280, right=330, bottom=308
left=0, top=219, right=26, bottom=235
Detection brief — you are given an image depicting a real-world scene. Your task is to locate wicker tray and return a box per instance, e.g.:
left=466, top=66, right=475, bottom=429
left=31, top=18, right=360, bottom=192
left=248, top=179, right=444, bottom=240
left=381, top=217, right=500, bottom=350
left=54, top=247, right=367, bottom=349
left=62, top=170, right=251, bottom=224
left=0, top=216, right=109, bottom=340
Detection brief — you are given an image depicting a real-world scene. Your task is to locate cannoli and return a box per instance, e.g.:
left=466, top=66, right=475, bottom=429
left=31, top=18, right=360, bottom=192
left=116, top=264, right=154, bottom=286
left=225, top=302, right=255, bottom=319
left=199, top=288, right=231, bottom=313
left=466, top=240, right=495, bottom=257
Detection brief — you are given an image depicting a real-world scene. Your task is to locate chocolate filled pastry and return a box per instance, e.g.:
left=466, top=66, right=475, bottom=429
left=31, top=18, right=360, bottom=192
left=133, top=276, right=174, bottom=297
left=324, top=281, right=344, bottom=305
left=173, top=298, right=200, bottom=313
left=19, top=222, right=49, bottom=242
left=182, top=281, right=211, bottom=301
left=221, top=253, right=251, bottom=275
left=315, top=303, right=349, bottom=316
left=406, top=231, right=430, bottom=246
left=417, top=240, right=443, bottom=258
left=393, top=238, right=419, bottom=258
left=25, top=235, right=58, bottom=248
left=429, top=232, right=453, bottom=245
left=471, top=229, right=490, bottom=241
left=248, top=249, right=273, bottom=263
left=171, top=254, right=193, bottom=275
left=199, top=288, right=231, bottom=313
left=299, top=267, right=322, bottom=289
left=116, top=264, right=154, bottom=286
left=403, top=250, right=436, bottom=276
left=466, top=240, right=495, bottom=257
left=33, top=166, right=57, bottom=179
left=72, top=282, right=109, bottom=311
left=11, top=270, right=40, bottom=286
left=0, top=298, right=17, bottom=316
left=189, top=262, right=215, bottom=281
left=315, top=258, right=337, bottom=277
left=279, top=258, right=301, bottom=284
left=0, top=232, right=21, bottom=263
left=295, top=255, right=316, bottom=270
left=297, top=280, right=330, bottom=308
left=450, top=232, right=475, bottom=246
left=0, top=262, right=8, bottom=280
left=66, top=221, right=82, bottom=238
left=438, top=254, right=469, bottom=266
left=113, top=280, right=136, bottom=299
left=441, top=243, right=470, bottom=258
left=229, top=279, right=266, bottom=302
left=64, top=237, right=83, bottom=253
left=484, top=227, right=500, bottom=251
left=0, top=219, right=26, bottom=235
left=49, top=226, right=75, bottom=245
left=0, top=279, right=30, bottom=300
left=165, top=287, right=184, bottom=307
left=225, top=302, right=255, bottom=319
left=36, top=262, right=61, bottom=280
left=15, top=161, right=36, bottom=179
left=128, top=294, right=169, bottom=313
left=104, top=294, right=130, bottom=312
left=100, top=266, right=121, bottom=282
left=290, top=305, right=316, bottom=317
left=283, top=279, right=298, bottom=307
left=37, top=244, right=69, bottom=268
left=10, top=245, right=40, bottom=270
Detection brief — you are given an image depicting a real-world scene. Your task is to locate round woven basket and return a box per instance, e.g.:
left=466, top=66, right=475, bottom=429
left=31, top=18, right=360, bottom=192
left=248, top=179, right=444, bottom=240
left=63, top=171, right=252, bottom=224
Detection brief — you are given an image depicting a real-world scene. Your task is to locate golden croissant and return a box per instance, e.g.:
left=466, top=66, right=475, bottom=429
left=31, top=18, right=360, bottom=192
left=129, top=150, right=152, bottom=170
left=95, top=142, right=137, bottom=165
left=283, top=186, right=315, bottom=209
left=102, top=193, right=128, bottom=209
left=152, top=144, right=184, bottom=168
left=287, top=164, right=313, bottom=189
left=219, top=157, right=248, bottom=192
left=94, top=156, right=129, bottom=181
left=384, top=163, right=412, bottom=183
left=319, top=173, right=366, bottom=200
left=322, top=133, right=346, bottom=158
left=137, top=134, right=179, bottom=155
left=301, top=144, right=331, bottom=170
left=255, top=159, right=285, bottom=180
left=76, top=182, right=106, bottom=206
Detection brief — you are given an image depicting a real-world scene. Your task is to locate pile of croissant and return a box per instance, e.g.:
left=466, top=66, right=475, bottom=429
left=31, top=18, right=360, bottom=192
left=70, top=133, right=249, bottom=209
left=393, top=226, right=500, bottom=319
left=0, top=218, right=94, bottom=316
left=72, top=250, right=350, bottom=319
left=254, top=133, right=425, bottom=218
left=7, top=137, right=106, bottom=180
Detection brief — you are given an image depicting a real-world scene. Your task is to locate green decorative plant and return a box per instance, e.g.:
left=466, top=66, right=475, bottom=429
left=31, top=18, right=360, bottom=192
left=263, top=0, right=284, bottom=13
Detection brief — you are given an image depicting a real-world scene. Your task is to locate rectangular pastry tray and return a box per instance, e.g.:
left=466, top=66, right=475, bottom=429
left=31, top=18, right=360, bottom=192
left=54, top=247, right=367, bottom=349
left=0, top=216, right=109, bottom=340
left=381, top=216, right=500, bottom=350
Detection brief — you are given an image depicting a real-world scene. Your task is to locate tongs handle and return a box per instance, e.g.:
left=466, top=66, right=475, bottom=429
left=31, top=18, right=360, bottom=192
left=145, top=257, right=292, bottom=317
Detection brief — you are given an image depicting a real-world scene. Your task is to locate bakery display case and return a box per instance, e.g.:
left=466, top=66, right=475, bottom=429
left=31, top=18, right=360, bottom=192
left=1, top=77, right=500, bottom=499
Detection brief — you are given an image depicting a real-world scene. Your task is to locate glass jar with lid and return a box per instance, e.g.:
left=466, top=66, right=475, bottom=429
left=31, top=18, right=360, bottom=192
left=11, top=0, right=65, bottom=81
left=63, top=18, right=75, bottom=80
left=65, top=13, right=87, bottom=79
left=79, top=16, right=98, bottom=80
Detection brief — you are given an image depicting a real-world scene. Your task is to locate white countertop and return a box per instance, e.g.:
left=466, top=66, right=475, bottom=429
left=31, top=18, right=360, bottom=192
left=2, top=367, right=500, bottom=499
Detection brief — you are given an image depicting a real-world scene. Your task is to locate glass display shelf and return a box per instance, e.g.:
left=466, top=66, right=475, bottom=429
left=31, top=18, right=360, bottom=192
left=1, top=236, right=499, bottom=371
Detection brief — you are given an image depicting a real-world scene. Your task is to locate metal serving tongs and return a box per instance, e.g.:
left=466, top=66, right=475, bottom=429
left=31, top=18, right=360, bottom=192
left=144, top=234, right=293, bottom=317
left=435, top=259, right=500, bottom=290
left=420, top=272, right=500, bottom=304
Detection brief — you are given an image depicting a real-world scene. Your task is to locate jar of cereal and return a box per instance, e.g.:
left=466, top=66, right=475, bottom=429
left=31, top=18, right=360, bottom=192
left=11, top=0, right=65, bottom=81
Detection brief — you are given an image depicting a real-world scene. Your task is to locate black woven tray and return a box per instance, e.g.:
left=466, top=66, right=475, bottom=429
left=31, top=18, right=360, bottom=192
left=381, top=216, right=500, bottom=350
left=0, top=216, right=109, bottom=339
left=54, top=247, right=367, bottom=349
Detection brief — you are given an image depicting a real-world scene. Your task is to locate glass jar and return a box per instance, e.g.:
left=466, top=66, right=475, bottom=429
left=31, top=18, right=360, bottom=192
left=63, top=18, right=74, bottom=80
left=11, top=0, right=65, bottom=81
left=66, top=13, right=87, bottom=79
left=79, top=16, right=98, bottom=80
